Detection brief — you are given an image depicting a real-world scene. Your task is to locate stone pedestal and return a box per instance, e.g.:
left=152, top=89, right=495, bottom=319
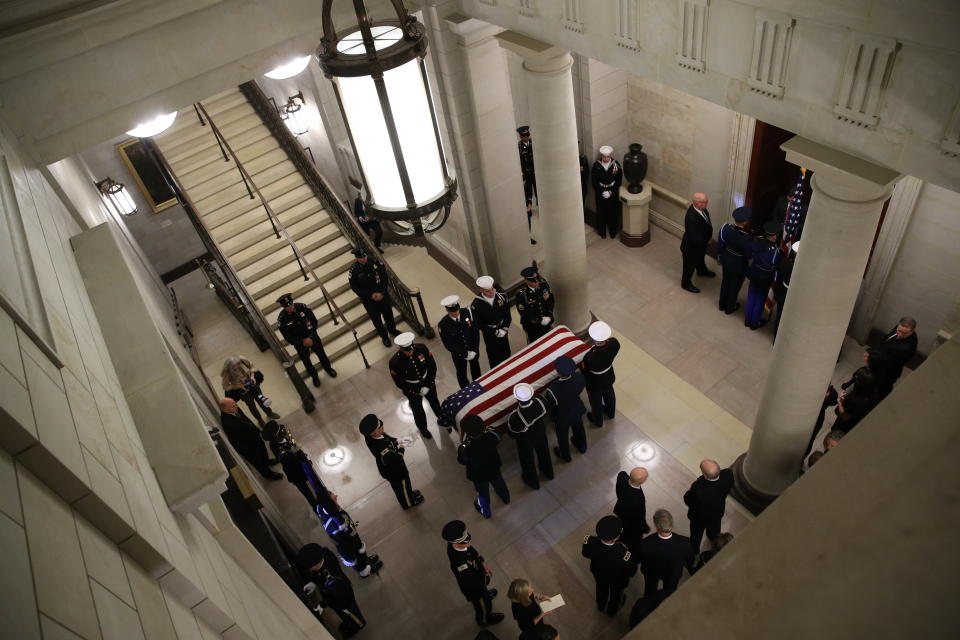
left=732, top=137, right=901, bottom=513
left=619, top=183, right=651, bottom=247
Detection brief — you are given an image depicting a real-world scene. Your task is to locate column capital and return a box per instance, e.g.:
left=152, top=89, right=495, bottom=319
left=781, top=137, right=902, bottom=201
left=495, top=31, right=571, bottom=74
left=444, top=14, right=503, bottom=47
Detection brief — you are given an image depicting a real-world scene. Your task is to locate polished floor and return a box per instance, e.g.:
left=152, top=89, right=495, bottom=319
left=173, top=218, right=877, bottom=639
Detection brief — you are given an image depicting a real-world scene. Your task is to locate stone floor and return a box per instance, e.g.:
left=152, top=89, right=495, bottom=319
left=172, top=218, right=882, bottom=640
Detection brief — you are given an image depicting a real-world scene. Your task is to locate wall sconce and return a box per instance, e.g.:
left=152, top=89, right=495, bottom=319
left=96, top=178, right=138, bottom=216
left=125, top=112, right=177, bottom=138
left=280, top=91, right=309, bottom=136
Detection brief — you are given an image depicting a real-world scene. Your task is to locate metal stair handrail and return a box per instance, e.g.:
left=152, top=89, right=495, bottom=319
left=194, top=101, right=370, bottom=369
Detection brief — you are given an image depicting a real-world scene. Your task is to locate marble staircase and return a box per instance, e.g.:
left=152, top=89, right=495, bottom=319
left=153, top=87, right=407, bottom=380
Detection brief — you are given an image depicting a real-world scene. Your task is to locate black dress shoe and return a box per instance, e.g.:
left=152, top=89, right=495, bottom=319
left=487, top=589, right=498, bottom=599
left=325, top=368, right=338, bottom=378
left=263, top=471, right=284, bottom=480
left=530, top=238, right=537, bottom=245
left=682, top=284, right=701, bottom=293
left=266, top=458, right=280, bottom=465
left=481, top=612, right=505, bottom=626
left=311, top=375, right=321, bottom=387
left=725, top=302, right=742, bottom=314
left=587, top=412, right=602, bottom=427
left=699, top=269, right=717, bottom=278
left=388, top=329, right=401, bottom=337
left=420, top=430, right=433, bottom=439
left=380, top=334, right=391, bottom=347
left=553, top=446, right=571, bottom=462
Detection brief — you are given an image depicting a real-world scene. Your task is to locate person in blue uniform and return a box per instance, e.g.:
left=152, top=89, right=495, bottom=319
left=543, top=356, right=587, bottom=462
left=772, top=240, right=798, bottom=340
left=388, top=332, right=441, bottom=439
left=516, top=266, right=555, bottom=343
left=582, top=515, right=638, bottom=616
left=438, top=295, right=481, bottom=388
left=276, top=293, right=337, bottom=387
left=582, top=321, right=620, bottom=428
left=744, top=221, right=781, bottom=330
left=591, top=144, right=623, bottom=239
left=443, top=520, right=505, bottom=627
left=347, top=247, right=398, bottom=347
left=470, top=275, right=512, bottom=368
left=457, top=414, right=510, bottom=518
left=507, top=383, right=555, bottom=490
left=716, top=206, right=753, bottom=315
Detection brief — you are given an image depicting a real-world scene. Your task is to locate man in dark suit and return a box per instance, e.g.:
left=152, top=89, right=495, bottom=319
left=683, top=459, right=734, bottom=554
left=876, top=316, right=918, bottom=398
left=218, top=398, right=282, bottom=480
left=437, top=295, right=481, bottom=388
left=639, top=509, right=695, bottom=596
left=613, top=467, right=650, bottom=553
left=680, top=192, right=715, bottom=293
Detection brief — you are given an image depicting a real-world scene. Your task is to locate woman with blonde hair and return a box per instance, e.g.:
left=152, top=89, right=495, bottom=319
left=508, top=578, right=553, bottom=638
left=221, top=356, right=280, bottom=426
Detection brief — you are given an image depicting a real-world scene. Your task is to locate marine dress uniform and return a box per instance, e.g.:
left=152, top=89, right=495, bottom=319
left=388, top=332, right=441, bottom=438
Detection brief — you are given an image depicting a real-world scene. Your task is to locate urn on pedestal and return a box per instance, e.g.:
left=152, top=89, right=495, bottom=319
left=623, top=143, right=648, bottom=194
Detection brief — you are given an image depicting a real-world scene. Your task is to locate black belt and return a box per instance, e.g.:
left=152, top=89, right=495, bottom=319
left=599, top=182, right=615, bottom=188
left=725, top=250, right=745, bottom=257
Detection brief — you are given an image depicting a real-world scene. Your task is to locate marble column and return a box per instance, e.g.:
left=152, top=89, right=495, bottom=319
left=497, top=31, right=591, bottom=334
left=732, top=137, right=901, bottom=513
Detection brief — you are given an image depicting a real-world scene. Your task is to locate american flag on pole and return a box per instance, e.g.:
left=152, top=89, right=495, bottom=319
left=439, top=325, right=590, bottom=432
left=765, top=169, right=807, bottom=311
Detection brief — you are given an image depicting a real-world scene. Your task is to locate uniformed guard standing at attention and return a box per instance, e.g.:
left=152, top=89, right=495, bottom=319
left=516, top=266, right=555, bottom=344
left=507, top=383, right=555, bottom=490
left=716, top=206, right=753, bottom=315
left=353, top=191, right=383, bottom=253
left=438, top=295, right=481, bottom=388
left=543, top=356, right=588, bottom=462
left=442, top=520, right=505, bottom=627
left=297, top=543, right=367, bottom=638
left=359, top=414, right=424, bottom=510
left=517, top=125, right=536, bottom=207
left=582, top=515, right=638, bottom=616
left=276, top=293, right=337, bottom=387
left=470, top=275, right=512, bottom=368
left=388, top=332, right=442, bottom=439
left=458, top=414, right=510, bottom=518
left=744, top=220, right=782, bottom=330
left=582, top=321, right=621, bottom=428
left=348, top=247, right=399, bottom=347
left=773, top=240, right=798, bottom=340
left=591, top=144, right=623, bottom=239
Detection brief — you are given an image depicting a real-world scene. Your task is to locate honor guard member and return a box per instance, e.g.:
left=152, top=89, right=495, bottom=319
left=543, top=356, right=588, bottom=462
left=772, top=240, right=798, bottom=340
left=438, top=295, right=481, bottom=388
left=582, top=515, right=638, bottom=616
left=680, top=192, right=715, bottom=292
left=716, top=206, right=753, bottom=315
left=359, top=414, right=425, bottom=510
left=516, top=266, right=555, bottom=343
left=582, top=321, right=621, bottom=428
left=458, top=415, right=510, bottom=518
left=348, top=247, right=399, bottom=347
left=389, top=332, right=442, bottom=438
left=591, top=145, right=624, bottom=239
left=353, top=191, right=383, bottom=253
left=263, top=421, right=383, bottom=578
left=744, top=220, right=782, bottom=330
left=443, top=520, right=505, bottom=627
left=507, top=383, right=555, bottom=490
left=613, top=467, right=650, bottom=554
left=470, top=276, right=512, bottom=368
left=276, top=293, right=337, bottom=387
left=297, top=543, right=367, bottom=638
left=517, top=125, right=536, bottom=207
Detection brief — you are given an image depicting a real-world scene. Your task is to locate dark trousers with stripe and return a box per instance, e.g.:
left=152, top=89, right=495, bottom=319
left=587, top=387, right=617, bottom=426
left=294, top=333, right=332, bottom=380
left=744, top=280, right=770, bottom=328
left=554, top=418, right=587, bottom=459
left=404, top=388, right=441, bottom=435
left=594, top=575, right=625, bottom=615
left=331, top=595, right=366, bottom=636
left=389, top=474, right=416, bottom=509
left=718, top=265, right=746, bottom=313
left=469, top=590, right=495, bottom=625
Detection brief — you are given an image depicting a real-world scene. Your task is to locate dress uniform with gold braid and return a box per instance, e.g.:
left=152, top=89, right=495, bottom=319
left=582, top=321, right=621, bottom=428
left=388, top=332, right=442, bottom=438
left=582, top=515, right=638, bottom=616
left=276, top=293, right=336, bottom=387
left=516, top=266, right=555, bottom=343
left=442, top=520, right=504, bottom=627
left=359, top=414, right=424, bottom=510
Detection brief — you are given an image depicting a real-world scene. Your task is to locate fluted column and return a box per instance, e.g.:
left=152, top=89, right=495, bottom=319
left=733, top=137, right=901, bottom=513
left=496, top=31, right=591, bottom=334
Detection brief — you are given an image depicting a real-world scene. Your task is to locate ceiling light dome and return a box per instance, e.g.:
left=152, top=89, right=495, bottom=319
left=125, top=112, right=177, bottom=138
left=264, top=55, right=312, bottom=79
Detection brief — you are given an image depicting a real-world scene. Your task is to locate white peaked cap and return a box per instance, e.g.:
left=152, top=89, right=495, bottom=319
left=394, top=332, right=416, bottom=348
left=476, top=275, right=494, bottom=289
left=441, top=295, right=460, bottom=308
left=513, top=383, right=534, bottom=402
left=791, top=240, right=801, bottom=254
left=599, top=145, right=614, bottom=156
left=589, top=321, right=612, bottom=341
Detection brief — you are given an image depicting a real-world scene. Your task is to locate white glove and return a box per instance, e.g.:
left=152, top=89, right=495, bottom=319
left=540, top=316, right=551, bottom=326
left=419, top=386, right=430, bottom=396
left=495, top=328, right=507, bottom=338
left=466, top=351, right=477, bottom=361
left=312, top=606, right=325, bottom=615
left=602, top=190, right=612, bottom=199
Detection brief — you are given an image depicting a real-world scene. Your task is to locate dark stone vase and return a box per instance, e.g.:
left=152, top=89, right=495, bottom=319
left=623, top=143, right=648, bottom=193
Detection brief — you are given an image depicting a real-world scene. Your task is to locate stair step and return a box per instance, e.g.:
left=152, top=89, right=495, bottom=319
left=159, top=101, right=258, bottom=157
left=189, top=160, right=297, bottom=214
left=269, top=285, right=360, bottom=333
left=248, top=236, right=352, bottom=302
left=211, top=193, right=323, bottom=243
left=228, top=215, right=335, bottom=271
left=237, top=222, right=342, bottom=285
left=158, top=89, right=245, bottom=139
left=255, top=254, right=354, bottom=314
left=197, top=172, right=305, bottom=227
left=206, top=183, right=314, bottom=234
left=170, top=124, right=273, bottom=179
left=219, top=204, right=331, bottom=258
left=176, top=136, right=280, bottom=191
left=286, top=314, right=407, bottom=377
left=186, top=149, right=290, bottom=202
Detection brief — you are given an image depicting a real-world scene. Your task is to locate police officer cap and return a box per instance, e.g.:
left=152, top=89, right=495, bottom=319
left=394, top=332, right=416, bottom=348
left=358, top=413, right=382, bottom=435
left=521, top=266, right=538, bottom=280
left=296, top=543, right=326, bottom=570
left=731, top=206, right=752, bottom=222
left=276, top=292, right=294, bottom=307
left=514, top=383, right=534, bottom=402
left=599, top=145, right=614, bottom=156
left=596, top=515, right=623, bottom=541
left=588, top=321, right=612, bottom=342
left=517, top=125, right=530, bottom=136
left=554, top=355, right=576, bottom=376
left=762, top=220, right=782, bottom=236
left=790, top=240, right=801, bottom=254
left=441, top=295, right=460, bottom=310
left=461, top=414, right=485, bottom=437
left=350, top=247, right=367, bottom=257
left=476, top=275, right=495, bottom=289
left=442, top=520, right=470, bottom=543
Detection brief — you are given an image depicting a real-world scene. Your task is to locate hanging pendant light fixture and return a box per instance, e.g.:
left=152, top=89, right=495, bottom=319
left=96, top=177, right=138, bottom=216
left=317, top=0, right=456, bottom=236
left=279, top=91, right=309, bottom=136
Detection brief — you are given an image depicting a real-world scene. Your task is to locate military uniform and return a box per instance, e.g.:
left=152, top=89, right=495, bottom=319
left=744, top=223, right=781, bottom=329
left=516, top=271, right=555, bottom=344
left=716, top=207, right=753, bottom=314
left=582, top=516, right=638, bottom=616
left=591, top=156, right=623, bottom=238
left=348, top=252, right=397, bottom=346
left=517, top=126, right=536, bottom=208
left=582, top=323, right=620, bottom=428
left=353, top=197, right=383, bottom=251
left=507, top=388, right=556, bottom=490
left=772, top=246, right=795, bottom=338
left=470, top=290, right=512, bottom=368
left=361, top=415, right=424, bottom=509
left=276, top=298, right=335, bottom=386
left=443, top=520, right=503, bottom=626
left=297, top=544, right=367, bottom=638
left=543, top=357, right=587, bottom=461
left=457, top=415, right=510, bottom=518
left=438, top=304, right=481, bottom=388
left=389, top=341, right=441, bottom=437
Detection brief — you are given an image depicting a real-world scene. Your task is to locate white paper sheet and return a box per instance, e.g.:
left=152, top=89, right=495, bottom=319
left=539, top=594, right=565, bottom=613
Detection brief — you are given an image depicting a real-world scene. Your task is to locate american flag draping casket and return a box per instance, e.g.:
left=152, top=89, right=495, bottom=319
left=439, top=326, right=590, bottom=431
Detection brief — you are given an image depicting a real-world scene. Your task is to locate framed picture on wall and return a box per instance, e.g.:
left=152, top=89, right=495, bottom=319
left=116, top=138, right=177, bottom=213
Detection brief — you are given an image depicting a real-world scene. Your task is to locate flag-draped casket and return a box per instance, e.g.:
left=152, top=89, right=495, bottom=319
left=439, top=326, right=590, bottom=431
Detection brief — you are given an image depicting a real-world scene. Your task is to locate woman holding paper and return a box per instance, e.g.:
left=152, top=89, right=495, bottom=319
left=508, top=578, right=560, bottom=638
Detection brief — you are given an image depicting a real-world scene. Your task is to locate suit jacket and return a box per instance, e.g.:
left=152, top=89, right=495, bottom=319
left=219, top=410, right=265, bottom=460
left=680, top=206, right=713, bottom=255
left=878, top=328, right=918, bottom=383
left=683, top=468, right=734, bottom=523
left=613, top=471, right=650, bottom=538
left=639, top=533, right=694, bottom=586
